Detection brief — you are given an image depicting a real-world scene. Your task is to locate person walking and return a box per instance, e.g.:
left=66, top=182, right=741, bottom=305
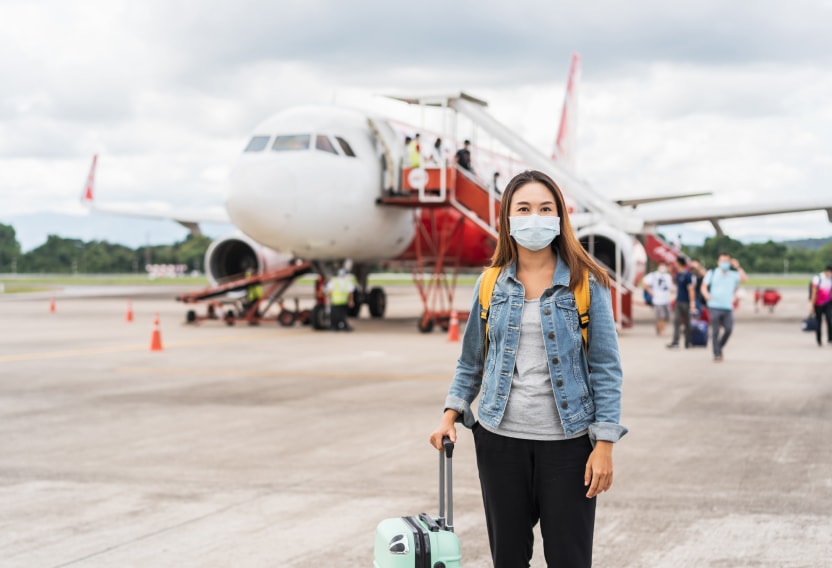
left=325, top=267, right=355, bottom=332
left=429, top=170, right=627, bottom=568
left=667, top=256, right=696, bottom=348
left=809, top=264, right=832, bottom=346
left=701, top=253, right=747, bottom=361
left=643, top=261, right=673, bottom=336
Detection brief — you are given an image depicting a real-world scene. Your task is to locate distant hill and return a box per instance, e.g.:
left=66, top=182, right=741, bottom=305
left=782, top=237, right=832, bottom=250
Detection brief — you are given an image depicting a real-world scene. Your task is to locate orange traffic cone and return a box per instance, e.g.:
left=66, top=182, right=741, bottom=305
left=447, top=310, right=460, bottom=342
left=125, top=300, right=134, bottom=323
left=149, top=312, right=163, bottom=351
left=49, top=297, right=56, bottom=313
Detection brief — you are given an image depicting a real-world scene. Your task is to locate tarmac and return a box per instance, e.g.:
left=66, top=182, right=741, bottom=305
left=0, top=283, right=830, bottom=567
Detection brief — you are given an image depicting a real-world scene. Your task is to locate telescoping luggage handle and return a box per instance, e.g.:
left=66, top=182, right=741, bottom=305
left=438, top=436, right=454, bottom=532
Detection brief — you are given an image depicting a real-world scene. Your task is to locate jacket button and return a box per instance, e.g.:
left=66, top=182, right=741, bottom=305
left=561, top=401, right=568, bottom=409
left=544, top=309, right=551, bottom=315
left=548, top=332, right=555, bottom=339
left=556, top=380, right=563, bottom=387
left=551, top=357, right=559, bottom=364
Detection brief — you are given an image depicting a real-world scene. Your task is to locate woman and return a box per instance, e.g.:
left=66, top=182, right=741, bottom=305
left=429, top=170, right=627, bottom=567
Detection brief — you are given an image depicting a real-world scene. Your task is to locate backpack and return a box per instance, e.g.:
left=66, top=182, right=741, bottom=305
left=478, top=266, right=591, bottom=358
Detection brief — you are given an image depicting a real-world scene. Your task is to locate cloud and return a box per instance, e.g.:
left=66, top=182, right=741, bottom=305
left=0, top=0, right=830, bottom=247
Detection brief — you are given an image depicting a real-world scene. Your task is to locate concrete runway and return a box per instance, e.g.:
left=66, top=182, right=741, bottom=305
left=0, top=284, right=830, bottom=567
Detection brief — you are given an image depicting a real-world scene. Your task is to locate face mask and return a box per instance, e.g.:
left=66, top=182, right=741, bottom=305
left=658, top=266, right=667, bottom=273
left=719, top=261, right=731, bottom=270
left=509, top=215, right=560, bottom=251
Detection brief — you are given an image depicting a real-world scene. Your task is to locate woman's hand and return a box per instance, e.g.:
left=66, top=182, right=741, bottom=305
left=584, top=440, right=614, bottom=498
left=429, top=409, right=459, bottom=450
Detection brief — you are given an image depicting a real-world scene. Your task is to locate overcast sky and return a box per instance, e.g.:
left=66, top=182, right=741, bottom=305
left=1, top=0, right=831, bottom=252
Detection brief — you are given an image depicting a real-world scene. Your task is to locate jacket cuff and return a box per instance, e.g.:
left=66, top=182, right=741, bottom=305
left=588, top=422, right=629, bottom=445
left=444, top=394, right=476, bottom=429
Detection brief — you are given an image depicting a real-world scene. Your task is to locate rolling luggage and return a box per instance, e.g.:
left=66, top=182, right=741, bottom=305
left=691, top=319, right=708, bottom=347
left=373, top=437, right=462, bottom=568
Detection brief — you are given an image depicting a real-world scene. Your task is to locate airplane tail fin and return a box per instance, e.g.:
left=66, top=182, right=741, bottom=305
left=81, top=154, right=97, bottom=208
left=552, top=53, right=580, bottom=174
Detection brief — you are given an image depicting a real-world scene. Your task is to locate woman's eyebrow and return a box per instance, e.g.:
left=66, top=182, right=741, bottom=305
left=513, top=200, right=555, bottom=206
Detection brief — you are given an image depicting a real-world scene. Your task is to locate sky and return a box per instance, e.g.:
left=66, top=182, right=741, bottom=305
left=1, top=0, right=831, bottom=252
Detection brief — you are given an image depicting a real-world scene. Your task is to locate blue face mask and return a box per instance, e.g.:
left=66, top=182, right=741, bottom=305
left=509, top=215, right=560, bottom=251
left=719, top=261, right=731, bottom=270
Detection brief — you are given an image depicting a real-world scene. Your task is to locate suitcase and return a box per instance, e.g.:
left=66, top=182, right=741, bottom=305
left=691, top=319, right=708, bottom=347
left=373, top=437, right=462, bottom=568
left=802, top=316, right=818, bottom=332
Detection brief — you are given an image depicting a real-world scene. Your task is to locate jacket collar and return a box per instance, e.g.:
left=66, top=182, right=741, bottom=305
left=498, top=253, right=572, bottom=292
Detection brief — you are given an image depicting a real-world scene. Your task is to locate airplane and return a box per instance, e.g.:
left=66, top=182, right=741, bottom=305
left=82, top=53, right=832, bottom=331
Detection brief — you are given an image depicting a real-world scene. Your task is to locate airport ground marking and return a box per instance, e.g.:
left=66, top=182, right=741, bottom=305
left=116, top=366, right=449, bottom=381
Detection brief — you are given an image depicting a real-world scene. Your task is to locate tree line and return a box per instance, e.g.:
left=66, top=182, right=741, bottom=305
left=680, top=235, right=832, bottom=274
left=1, top=222, right=830, bottom=275
left=0, top=223, right=212, bottom=274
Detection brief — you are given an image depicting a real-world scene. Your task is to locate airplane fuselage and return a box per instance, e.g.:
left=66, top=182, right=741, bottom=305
left=227, top=106, right=416, bottom=262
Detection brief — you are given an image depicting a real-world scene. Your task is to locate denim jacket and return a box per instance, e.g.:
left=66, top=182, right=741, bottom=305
left=444, top=256, right=628, bottom=443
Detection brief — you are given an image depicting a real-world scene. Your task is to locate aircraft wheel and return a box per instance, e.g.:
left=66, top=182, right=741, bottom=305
left=348, top=290, right=364, bottom=318
left=418, top=317, right=434, bottom=333
left=311, top=305, right=330, bottom=331
left=224, top=309, right=235, bottom=326
left=277, top=310, right=296, bottom=327
left=186, top=310, right=197, bottom=324
left=438, top=317, right=450, bottom=332
left=297, top=309, right=311, bottom=325
left=368, top=287, right=386, bottom=318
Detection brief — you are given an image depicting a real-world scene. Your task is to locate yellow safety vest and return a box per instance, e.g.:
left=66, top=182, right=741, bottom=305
left=330, top=277, right=351, bottom=305
left=407, top=140, right=421, bottom=168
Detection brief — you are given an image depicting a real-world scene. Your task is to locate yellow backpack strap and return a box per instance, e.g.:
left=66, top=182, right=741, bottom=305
left=479, top=267, right=501, bottom=364
left=479, top=267, right=501, bottom=321
left=574, top=270, right=591, bottom=355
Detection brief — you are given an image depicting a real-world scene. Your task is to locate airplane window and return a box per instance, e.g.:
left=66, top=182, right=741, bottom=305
left=272, top=134, right=311, bottom=152
left=244, top=135, right=270, bottom=152
left=335, top=137, right=356, bottom=157
left=315, top=135, right=337, bottom=155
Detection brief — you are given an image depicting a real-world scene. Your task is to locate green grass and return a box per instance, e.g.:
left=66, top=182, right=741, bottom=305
left=743, top=276, right=812, bottom=288
left=0, top=273, right=811, bottom=292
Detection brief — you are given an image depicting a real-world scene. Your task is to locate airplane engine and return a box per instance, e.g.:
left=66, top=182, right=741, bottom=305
left=204, top=233, right=292, bottom=286
left=575, top=225, right=647, bottom=287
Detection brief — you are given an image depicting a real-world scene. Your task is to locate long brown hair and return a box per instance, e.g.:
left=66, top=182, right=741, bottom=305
left=490, top=170, right=610, bottom=290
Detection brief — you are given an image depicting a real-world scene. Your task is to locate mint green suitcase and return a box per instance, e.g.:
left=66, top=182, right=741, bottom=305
left=373, top=437, right=462, bottom=568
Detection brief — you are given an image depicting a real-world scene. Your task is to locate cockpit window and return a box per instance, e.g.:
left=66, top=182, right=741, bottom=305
left=315, top=135, right=337, bottom=155
left=272, top=134, right=311, bottom=152
left=335, top=136, right=356, bottom=157
left=244, top=135, right=270, bottom=152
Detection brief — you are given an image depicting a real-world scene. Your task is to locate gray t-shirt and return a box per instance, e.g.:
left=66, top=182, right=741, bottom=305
left=482, top=298, right=566, bottom=440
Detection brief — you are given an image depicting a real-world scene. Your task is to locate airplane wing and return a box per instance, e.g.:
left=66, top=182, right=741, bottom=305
left=81, top=155, right=231, bottom=230
left=615, top=191, right=713, bottom=207
left=640, top=198, right=832, bottom=234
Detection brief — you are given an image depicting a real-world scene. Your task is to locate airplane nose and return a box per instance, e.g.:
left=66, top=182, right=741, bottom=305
left=226, top=162, right=298, bottom=243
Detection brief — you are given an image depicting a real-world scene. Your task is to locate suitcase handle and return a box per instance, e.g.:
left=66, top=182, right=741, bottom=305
left=439, top=436, right=454, bottom=532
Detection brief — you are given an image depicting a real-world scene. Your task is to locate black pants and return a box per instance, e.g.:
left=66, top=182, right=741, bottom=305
left=671, top=301, right=692, bottom=347
left=473, top=424, right=595, bottom=567
left=814, top=302, right=832, bottom=345
left=330, top=305, right=350, bottom=331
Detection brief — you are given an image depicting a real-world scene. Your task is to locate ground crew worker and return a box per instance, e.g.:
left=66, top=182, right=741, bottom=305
left=407, top=133, right=422, bottom=168
left=243, top=269, right=263, bottom=322
left=326, top=268, right=356, bottom=331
